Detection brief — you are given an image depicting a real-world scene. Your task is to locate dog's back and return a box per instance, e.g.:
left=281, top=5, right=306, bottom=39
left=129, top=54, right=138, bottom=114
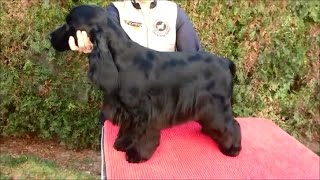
left=142, top=50, right=235, bottom=128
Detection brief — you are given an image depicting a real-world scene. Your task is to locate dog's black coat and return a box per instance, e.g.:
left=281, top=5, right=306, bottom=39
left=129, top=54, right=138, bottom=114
left=50, top=5, right=241, bottom=163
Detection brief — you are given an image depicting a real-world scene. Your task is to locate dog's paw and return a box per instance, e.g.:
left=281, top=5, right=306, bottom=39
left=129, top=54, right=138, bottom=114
left=125, top=147, right=142, bottom=163
left=219, top=144, right=241, bottom=157
left=114, top=136, right=133, bottom=152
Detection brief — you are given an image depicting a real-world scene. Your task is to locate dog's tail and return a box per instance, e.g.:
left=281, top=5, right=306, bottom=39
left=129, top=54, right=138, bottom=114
left=227, top=60, right=236, bottom=106
left=228, top=60, right=236, bottom=77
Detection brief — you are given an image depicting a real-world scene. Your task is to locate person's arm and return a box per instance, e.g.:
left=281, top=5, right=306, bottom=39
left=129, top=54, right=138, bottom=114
left=176, top=6, right=202, bottom=52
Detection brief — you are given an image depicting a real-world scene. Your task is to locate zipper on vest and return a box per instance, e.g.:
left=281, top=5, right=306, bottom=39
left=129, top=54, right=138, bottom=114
left=140, top=6, right=150, bottom=48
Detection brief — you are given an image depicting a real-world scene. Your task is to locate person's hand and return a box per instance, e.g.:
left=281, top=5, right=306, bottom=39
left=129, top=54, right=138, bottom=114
left=68, top=30, right=93, bottom=53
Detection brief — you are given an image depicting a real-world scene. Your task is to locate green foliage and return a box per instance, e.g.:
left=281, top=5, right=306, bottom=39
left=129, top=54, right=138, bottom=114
left=1, top=0, right=319, bottom=151
left=0, top=1, right=109, bottom=149
left=0, top=153, right=98, bottom=179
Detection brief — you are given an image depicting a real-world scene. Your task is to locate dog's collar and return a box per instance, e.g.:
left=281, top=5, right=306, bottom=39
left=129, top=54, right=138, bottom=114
left=131, top=0, right=157, bottom=9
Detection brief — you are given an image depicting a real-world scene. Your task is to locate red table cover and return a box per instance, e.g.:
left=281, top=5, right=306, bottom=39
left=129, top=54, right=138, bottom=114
left=103, top=117, right=319, bottom=179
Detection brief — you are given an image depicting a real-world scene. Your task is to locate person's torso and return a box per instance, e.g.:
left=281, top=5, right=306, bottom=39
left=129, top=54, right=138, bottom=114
left=112, top=0, right=178, bottom=52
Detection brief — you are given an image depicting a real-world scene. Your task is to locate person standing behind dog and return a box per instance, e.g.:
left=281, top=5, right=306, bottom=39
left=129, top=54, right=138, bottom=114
left=68, top=0, right=202, bottom=123
left=69, top=0, right=202, bottom=53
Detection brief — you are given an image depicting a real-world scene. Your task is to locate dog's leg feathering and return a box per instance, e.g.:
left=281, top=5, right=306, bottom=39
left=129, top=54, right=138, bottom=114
left=125, top=125, right=160, bottom=163
left=198, top=93, right=242, bottom=157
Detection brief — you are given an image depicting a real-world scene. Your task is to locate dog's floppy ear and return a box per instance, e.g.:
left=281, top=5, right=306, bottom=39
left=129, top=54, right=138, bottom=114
left=50, top=24, right=76, bottom=52
left=88, top=29, right=119, bottom=94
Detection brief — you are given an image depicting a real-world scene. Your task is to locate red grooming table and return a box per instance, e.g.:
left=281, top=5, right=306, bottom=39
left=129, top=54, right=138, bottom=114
left=101, top=118, right=319, bottom=179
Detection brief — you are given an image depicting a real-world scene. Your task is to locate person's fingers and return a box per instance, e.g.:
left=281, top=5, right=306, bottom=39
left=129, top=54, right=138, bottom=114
left=82, top=31, right=93, bottom=53
left=83, top=48, right=92, bottom=53
left=77, top=30, right=85, bottom=50
left=68, top=36, right=79, bottom=51
left=82, top=31, right=93, bottom=46
left=68, top=31, right=92, bottom=53
left=82, top=31, right=89, bottom=45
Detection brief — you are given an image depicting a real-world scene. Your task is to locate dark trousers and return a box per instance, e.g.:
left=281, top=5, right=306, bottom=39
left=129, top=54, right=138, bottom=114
left=99, top=111, right=108, bottom=125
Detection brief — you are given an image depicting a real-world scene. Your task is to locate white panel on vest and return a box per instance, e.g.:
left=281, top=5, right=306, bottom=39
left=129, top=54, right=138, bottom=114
left=112, top=1, right=177, bottom=52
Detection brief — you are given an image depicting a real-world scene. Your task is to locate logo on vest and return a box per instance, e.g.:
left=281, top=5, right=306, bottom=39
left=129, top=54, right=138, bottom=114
left=152, top=20, right=170, bottom=37
left=124, top=20, right=142, bottom=30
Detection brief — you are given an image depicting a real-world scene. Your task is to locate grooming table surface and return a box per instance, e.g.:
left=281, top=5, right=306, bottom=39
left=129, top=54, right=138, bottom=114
left=103, top=118, right=319, bottom=179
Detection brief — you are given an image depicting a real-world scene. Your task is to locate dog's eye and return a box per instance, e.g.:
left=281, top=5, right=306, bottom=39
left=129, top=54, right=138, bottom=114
left=68, top=26, right=76, bottom=32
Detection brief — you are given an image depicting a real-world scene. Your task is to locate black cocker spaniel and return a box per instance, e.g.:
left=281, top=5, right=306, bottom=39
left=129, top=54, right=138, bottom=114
left=50, top=5, right=242, bottom=163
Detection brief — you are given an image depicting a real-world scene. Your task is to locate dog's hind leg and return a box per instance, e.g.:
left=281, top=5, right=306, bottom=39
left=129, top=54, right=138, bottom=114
left=198, top=94, right=241, bottom=157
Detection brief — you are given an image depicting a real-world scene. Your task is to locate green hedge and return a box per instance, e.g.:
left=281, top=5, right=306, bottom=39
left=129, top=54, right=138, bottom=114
left=1, top=0, right=319, bottom=152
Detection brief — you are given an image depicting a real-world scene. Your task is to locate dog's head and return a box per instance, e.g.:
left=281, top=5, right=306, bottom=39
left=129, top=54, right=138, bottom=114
left=50, top=5, right=107, bottom=52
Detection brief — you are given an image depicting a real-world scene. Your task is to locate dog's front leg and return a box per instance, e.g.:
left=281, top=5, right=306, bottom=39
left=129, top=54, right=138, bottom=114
left=125, top=124, right=160, bottom=163
left=114, top=121, right=135, bottom=152
left=117, top=93, right=159, bottom=163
